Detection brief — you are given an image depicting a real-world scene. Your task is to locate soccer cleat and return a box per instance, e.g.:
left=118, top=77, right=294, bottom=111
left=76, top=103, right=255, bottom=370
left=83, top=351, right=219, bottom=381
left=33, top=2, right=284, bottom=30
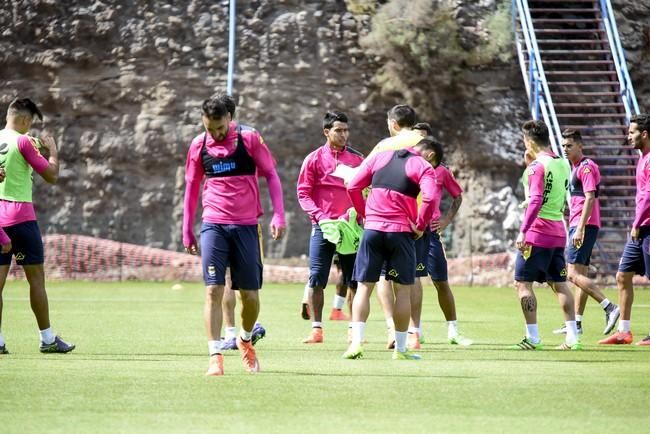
left=221, top=337, right=238, bottom=350
left=329, top=308, right=349, bottom=321
left=635, top=334, right=650, bottom=346
left=39, top=336, right=75, bottom=354
left=301, top=303, right=310, bottom=320
left=510, top=337, right=543, bottom=350
left=449, top=334, right=473, bottom=346
left=251, top=323, right=266, bottom=345
left=302, top=327, right=323, bottom=344
left=407, top=332, right=421, bottom=350
left=552, top=322, right=583, bottom=335
left=237, top=337, right=260, bottom=373
left=342, top=344, right=363, bottom=359
left=0, top=344, right=8, bottom=355
left=603, top=305, right=620, bottom=335
left=598, top=331, right=633, bottom=345
left=392, top=349, right=422, bottom=360
left=386, top=328, right=395, bottom=350
left=556, top=341, right=583, bottom=350
left=205, top=354, right=224, bottom=376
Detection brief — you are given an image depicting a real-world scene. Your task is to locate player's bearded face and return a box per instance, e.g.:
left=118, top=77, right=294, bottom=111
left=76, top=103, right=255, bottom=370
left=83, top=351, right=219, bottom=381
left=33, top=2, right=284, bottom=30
left=628, top=123, right=645, bottom=150
left=203, top=115, right=230, bottom=142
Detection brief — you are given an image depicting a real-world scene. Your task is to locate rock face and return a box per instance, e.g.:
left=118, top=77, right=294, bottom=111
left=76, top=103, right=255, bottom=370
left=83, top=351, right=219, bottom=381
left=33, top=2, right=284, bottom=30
left=0, top=0, right=647, bottom=258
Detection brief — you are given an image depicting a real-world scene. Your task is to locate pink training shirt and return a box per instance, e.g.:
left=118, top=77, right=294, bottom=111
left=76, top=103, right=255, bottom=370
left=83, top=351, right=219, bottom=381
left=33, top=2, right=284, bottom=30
left=348, top=148, right=438, bottom=233
left=431, top=165, right=463, bottom=222
left=0, top=135, right=49, bottom=241
left=520, top=154, right=566, bottom=248
left=632, top=151, right=650, bottom=229
left=182, top=122, right=285, bottom=247
left=568, top=157, right=601, bottom=228
left=297, top=143, right=364, bottom=223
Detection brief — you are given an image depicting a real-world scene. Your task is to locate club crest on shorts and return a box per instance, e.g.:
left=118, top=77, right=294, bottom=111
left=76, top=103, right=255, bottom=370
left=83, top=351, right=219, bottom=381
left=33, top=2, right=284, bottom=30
left=15, top=252, right=25, bottom=261
left=208, top=265, right=216, bottom=277
left=416, top=263, right=425, bottom=271
left=387, top=269, right=399, bottom=278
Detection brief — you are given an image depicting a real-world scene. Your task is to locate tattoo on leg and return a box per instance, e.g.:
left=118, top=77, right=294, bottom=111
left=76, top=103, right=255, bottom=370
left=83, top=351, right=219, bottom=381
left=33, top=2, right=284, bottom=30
left=520, top=296, right=537, bottom=313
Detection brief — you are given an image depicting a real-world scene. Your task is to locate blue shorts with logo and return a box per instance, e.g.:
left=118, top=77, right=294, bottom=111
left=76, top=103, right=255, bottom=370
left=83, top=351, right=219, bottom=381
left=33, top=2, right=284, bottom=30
left=514, top=246, right=567, bottom=283
left=566, top=225, right=599, bottom=266
left=353, top=229, right=416, bottom=285
left=618, top=226, right=650, bottom=278
left=0, top=220, right=44, bottom=266
left=414, top=229, right=431, bottom=278
left=200, top=223, right=262, bottom=290
left=427, top=232, right=448, bottom=281
left=308, top=224, right=356, bottom=289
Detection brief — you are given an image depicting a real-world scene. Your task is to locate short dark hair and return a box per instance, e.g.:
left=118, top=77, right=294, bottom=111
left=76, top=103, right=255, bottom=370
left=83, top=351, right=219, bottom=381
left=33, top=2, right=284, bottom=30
left=387, top=104, right=416, bottom=128
left=7, top=98, right=42, bottom=121
left=415, top=136, right=444, bottom=165
left=631, top=114, right=650, bottom=135
left=323, top=111, right=348, bottom=129
left=561, top=128, right=582, bottom=142
left=201, top=96, right=230, bottom=119
left=413, top=122, right=433, bottom=136
left=522, top=120, right=549, bottom=146
left=210, top=93, right=236, bottom=117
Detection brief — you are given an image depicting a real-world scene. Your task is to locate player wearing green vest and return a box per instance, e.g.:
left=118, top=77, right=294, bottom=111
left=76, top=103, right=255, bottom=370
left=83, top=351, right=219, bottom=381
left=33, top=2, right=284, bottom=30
left=0, top=98, right=74, bottom=355
left=512, top=120, right=580, bottom=351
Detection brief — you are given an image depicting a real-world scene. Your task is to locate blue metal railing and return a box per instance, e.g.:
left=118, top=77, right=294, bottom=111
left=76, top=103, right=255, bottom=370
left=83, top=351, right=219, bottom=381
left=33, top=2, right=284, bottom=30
left=599, top=0, right=640, bottom=120
left=512, top=0, right=563, bottom=155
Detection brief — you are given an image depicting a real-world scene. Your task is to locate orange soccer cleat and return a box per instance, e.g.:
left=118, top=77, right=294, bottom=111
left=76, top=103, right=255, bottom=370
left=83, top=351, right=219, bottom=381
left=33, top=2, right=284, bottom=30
left=329, top=308, right=349, bottom=321
left=598, top=331, right=633, bottom=345
left=205, top=354, right=224, bottom=376
left=237, top=337, right=260, bottom=373
left=302, top=327, right=324, bottom=344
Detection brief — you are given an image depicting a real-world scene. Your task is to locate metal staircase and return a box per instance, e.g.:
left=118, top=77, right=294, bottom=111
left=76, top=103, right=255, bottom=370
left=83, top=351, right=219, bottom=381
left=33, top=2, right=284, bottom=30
left=512, top=0, right=640, bottom=278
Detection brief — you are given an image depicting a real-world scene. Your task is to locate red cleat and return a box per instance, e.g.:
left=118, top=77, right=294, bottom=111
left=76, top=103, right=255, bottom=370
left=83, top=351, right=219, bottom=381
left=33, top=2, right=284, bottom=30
left=237, top=337, right=260, bottom=373
left=598, top=331, right=633, bottom=345
left=302, top=327, right=323, bottom=344
left=329, top=308, right=349, bottom=321
left=205, top=354, right=224, bottom=376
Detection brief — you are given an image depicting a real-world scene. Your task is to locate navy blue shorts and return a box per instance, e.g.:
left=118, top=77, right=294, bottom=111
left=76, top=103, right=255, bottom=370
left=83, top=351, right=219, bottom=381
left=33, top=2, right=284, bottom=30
left=0, top=220, right=44, bottom=266
left=618, top=226, right=650, bottom=278
left=514, top=246, right=567, bottom=283
left=427, top=232, right=448, bottom=281
left=566, top=225, right=599, bottom=266
left=414, top=229, right=431, bottom=278
left=200, top=223, right=262, bottom=289
left=353, top=229, right=416, bottom=285
left=308, top=225, right=356, bottom=289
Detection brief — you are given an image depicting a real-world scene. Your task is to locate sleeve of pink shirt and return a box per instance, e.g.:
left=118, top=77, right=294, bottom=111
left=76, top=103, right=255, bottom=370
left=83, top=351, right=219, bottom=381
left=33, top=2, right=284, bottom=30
left=0, top=229, right=10, bottom=245
left=296, top=152, right=327, bottom=223
left=17, top=136, right=49, bottom=173
left=182, top=137, right=204, bottom=247
left=244, top=131, right=286, bottom=227
left=633, top=157, right=650, bottom=229
left=347, top=155, right=377, bottom=219
left=580, top=162, right=598, bottom=193
left=409, top=160, right=437, bottom=231
left=521, top=162, right=545, bottom=233
left=442, top=168, right=463, bottom=197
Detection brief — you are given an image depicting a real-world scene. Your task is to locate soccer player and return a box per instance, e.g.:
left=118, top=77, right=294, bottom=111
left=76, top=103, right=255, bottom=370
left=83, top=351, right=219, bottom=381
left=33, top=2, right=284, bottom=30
left=600, top=114, right=650, bottom=346
left=0, top=98, right=75, bottom=354
left=343, top=137, right=441, bottom=360
left=300, top=255, right=352, bottom=321
left=552, top=129, right=619, bottom=336
left=367, top=105, right=431, bottom=348
left=409, top=122, right=471, bottom=349
left=183, top=95, right=286, bottom=375
left=413, top=122, right=433, bottom=137
left=513, top=120, right=579, bottom=350
left=297, top=111, right=364, bottom=343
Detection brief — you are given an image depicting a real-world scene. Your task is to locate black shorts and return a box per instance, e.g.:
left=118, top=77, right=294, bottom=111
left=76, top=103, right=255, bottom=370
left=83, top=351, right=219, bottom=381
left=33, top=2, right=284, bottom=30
left=0, top=220, right=44, bottom=266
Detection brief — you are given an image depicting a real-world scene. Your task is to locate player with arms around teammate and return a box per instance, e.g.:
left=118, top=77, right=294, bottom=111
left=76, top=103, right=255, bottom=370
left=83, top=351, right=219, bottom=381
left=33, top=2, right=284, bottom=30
left=297, top=111, right=364, bottom=344
left=343, top=137, right=440, bottom=361
left=553, top=129, right=619, bottom=336
left=0, top=98, right=74, bottom=354
left=183, top=95, right=286, bottom=375
left=600, top=114, right=650, bottom=346
left=513, top=120, right=580, bottom=350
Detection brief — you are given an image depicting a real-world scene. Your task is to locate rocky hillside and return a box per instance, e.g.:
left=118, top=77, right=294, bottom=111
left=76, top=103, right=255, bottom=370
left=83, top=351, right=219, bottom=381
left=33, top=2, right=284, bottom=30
left=0, top=0, right=647, bottom=258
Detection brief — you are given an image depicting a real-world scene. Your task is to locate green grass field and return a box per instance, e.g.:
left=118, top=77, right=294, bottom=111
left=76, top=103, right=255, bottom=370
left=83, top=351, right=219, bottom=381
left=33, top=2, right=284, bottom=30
left=1, top=280, right=649, bottom=433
